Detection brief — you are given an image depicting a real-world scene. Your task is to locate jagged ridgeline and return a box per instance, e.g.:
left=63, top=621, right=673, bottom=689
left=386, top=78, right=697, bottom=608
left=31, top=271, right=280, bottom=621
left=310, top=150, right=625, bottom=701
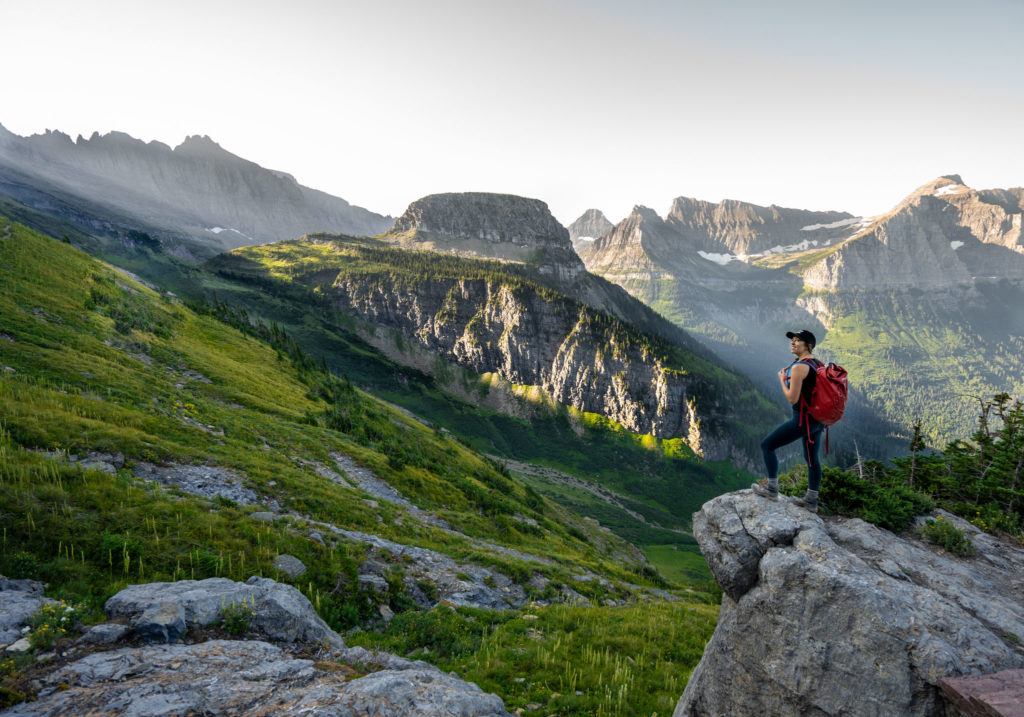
left=0, top=217, right=727, bottom=716
left=208, top=234, right=780, bottom=467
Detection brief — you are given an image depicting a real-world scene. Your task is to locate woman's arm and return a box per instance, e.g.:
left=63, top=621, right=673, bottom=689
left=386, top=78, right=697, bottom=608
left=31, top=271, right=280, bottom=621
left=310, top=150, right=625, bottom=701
left=780, top=363, right=809, bottom=405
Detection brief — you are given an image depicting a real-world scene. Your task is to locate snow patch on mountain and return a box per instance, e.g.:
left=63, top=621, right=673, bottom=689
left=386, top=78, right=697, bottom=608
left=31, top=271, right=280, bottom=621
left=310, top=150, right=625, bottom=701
left=801, top=217, right=861, bottom=231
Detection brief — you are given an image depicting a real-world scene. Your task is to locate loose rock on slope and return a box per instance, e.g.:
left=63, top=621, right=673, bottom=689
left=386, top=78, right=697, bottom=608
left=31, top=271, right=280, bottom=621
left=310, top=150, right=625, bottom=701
left=3, top=576, right=512, bottom=716
left=674, top=491, right=1024, bottom=717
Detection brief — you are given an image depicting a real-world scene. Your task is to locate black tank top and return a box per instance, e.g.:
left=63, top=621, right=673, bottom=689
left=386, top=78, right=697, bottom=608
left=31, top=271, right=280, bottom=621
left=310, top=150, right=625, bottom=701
left=788, top=358, right=819, bottom=408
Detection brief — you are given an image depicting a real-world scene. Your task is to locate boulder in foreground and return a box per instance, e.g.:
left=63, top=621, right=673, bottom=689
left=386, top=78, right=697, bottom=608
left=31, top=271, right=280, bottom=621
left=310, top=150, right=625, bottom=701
left=675, top=490, right=1024, bottom=716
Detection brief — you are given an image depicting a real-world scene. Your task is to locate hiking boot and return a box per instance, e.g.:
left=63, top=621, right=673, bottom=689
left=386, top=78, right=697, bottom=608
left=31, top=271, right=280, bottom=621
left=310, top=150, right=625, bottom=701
left=793, top=491, right=819, bottom=513
left=751, top=481, right=778, bottom=500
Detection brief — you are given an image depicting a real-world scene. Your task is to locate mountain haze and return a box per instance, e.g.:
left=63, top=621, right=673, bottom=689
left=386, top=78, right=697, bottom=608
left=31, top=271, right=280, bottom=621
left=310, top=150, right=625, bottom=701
left=0, top=123, right=393, bottom=251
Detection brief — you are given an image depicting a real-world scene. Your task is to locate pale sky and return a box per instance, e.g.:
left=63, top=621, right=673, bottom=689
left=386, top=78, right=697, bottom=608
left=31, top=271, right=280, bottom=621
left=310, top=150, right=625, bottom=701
left=2, top=0, right=1022, bottom=224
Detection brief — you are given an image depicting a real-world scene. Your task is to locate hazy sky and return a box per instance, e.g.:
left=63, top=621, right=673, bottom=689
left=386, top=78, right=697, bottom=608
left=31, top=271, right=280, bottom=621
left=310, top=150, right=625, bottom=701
left=3, top=0, right=1022, bottom=224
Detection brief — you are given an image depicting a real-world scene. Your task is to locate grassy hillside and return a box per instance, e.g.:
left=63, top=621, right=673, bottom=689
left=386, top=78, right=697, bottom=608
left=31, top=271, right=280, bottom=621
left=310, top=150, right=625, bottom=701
left=0, top=217, right=725, bottom=714
left=203, top=236, right=768, bottom=501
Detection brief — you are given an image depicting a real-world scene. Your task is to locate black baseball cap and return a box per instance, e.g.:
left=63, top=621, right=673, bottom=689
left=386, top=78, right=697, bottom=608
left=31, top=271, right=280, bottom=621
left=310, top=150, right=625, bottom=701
left=785, top=329, right=816, bottom=350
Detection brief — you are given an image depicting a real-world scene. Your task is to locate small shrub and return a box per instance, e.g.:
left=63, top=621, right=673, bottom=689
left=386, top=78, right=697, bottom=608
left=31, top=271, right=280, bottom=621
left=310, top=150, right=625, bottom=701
left=3, top=552, right=41, bottom=580
left=919, top=516, right=976, bottom=557
left=219, top=596, right=257, bottom=636
left=28, top=600, right=85, bottom=649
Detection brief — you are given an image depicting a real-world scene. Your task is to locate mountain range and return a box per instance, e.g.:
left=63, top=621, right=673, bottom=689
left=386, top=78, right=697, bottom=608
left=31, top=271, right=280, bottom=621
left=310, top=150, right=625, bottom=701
left=573, top=175, right=1024, bottom=454
left=2, top=122, right=1021, bottom=457
left=0, top=123, right=393, bottom=253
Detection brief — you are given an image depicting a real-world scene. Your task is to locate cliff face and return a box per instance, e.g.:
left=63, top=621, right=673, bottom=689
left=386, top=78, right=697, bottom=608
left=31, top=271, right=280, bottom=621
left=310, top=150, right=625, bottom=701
left=330, top=271, right=723, bottom=455
left=386, top=192, right=585, bottom=281
left=675, top=491, right=1024, bottom=716
left=0, top=124, right=393, bottom=248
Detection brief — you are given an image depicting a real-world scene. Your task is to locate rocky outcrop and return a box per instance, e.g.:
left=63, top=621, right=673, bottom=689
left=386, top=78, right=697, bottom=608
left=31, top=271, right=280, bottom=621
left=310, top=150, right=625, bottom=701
left=4, top=577, right=512, bottom=716
left=567, top=208, right=614, bottom=255
left=386, top=192, right=585, bottom=280
left=674, top=491, right=1024, bottom=716
left=105, top=576, right=344, bottom=648
left=0, top=123, right=393, bottom=249
left=0, top=578, right=53, bottom=647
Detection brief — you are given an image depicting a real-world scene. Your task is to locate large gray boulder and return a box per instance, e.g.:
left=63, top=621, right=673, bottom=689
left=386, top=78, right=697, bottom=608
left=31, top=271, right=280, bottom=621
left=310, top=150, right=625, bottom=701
left=674, top=491, right=1024, bottom=717
left=104, top=576, right=342, bottom=648
left=0, top=577, right=54, bottom=645
left=2, top=639, right=512, bottom=716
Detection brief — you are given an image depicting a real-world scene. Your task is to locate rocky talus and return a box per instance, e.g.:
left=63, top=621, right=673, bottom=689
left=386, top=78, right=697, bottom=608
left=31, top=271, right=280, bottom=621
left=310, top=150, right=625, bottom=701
left=385, top=192, right=585, bottom=280
left=674, top=491, right=1024, bottom=716
left=0, top=576, right=511, bottom=716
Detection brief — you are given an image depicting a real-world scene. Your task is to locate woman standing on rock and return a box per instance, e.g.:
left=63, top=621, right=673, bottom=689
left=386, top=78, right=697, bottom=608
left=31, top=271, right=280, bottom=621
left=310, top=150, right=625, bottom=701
left=752, top=330, right=825, bottom=512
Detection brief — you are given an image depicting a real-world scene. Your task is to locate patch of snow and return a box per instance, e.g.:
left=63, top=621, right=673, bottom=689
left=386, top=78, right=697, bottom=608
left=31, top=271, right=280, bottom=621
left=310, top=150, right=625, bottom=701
left=575, top=236, right=597, bottom=243
left=950, top=240, right=965, bottom=250
left=698, top=251, right=739, bottom=265
left=801, top=217, right=861, bottom=231
left=207, top=227, right=255, bottom=242
left=935, top=184, right=966, bottom=197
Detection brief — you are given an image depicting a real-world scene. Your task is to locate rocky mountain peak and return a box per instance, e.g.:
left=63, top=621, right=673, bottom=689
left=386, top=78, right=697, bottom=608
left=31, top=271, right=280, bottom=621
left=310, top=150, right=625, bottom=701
left=802, top=174, right=1024, bottom=291
left=567, top=208, right=614, bottom=251
left=386, top=192, right=584, bottom=278
left=175, top=133, right=231, bottom=157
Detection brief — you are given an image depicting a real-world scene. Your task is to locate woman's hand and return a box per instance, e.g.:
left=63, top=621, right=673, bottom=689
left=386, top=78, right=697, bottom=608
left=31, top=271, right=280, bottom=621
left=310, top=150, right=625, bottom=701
left=778, top=368, right=787, bottom=383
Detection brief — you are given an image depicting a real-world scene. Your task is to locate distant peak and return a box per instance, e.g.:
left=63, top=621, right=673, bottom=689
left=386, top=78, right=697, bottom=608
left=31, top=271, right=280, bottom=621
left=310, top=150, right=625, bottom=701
left=940, top=173, right=965, bottom=184
left=176, top=134, right=223, bottom=151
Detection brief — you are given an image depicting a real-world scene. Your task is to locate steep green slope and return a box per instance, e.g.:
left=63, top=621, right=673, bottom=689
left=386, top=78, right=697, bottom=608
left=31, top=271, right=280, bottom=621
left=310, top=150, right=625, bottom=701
left=0, top=204, right=761, bottom=548
left=0, top=218, right=663, bottom=606
left=0, top=217, right=726, bottom=716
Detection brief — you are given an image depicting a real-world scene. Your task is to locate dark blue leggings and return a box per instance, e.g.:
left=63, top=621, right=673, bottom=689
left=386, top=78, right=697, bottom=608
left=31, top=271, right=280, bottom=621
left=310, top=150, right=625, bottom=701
left=761, top=409, right=825, bottom=491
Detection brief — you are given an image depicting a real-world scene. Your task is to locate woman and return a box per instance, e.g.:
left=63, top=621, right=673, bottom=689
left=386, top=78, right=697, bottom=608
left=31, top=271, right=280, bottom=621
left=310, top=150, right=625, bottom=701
left=752, top=329, right=825, bottom=512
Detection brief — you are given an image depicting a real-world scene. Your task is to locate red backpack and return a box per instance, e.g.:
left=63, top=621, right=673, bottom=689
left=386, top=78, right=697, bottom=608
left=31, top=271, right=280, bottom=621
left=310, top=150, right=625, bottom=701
left=798, top=358, right=848, bottom=455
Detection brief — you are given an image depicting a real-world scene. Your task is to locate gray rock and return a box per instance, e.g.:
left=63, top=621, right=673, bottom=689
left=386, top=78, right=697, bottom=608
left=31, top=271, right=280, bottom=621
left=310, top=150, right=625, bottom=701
left=273, top=554, right=307, bottom=579
left=135, top=602, right=186, bottom=643
left=358, top=574, right=389, bottom=594
left=251, top=511, right=277, bottom=522
left=133, top=461, right=274, bottom=508
left=674, top=490, right=1024, bottom=717
left=104, top=576, right=343, bottom=649
left=5, top=637, right=31, bottom=653
left=0, top=577, right=54, bottom=644
left=329, top=453, right=451, bottom=530
left=324, top=530, right=528, bottom=610
left=77, top=623, right=131, bottom=646
left=2, top=639, right=512, bottom=716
